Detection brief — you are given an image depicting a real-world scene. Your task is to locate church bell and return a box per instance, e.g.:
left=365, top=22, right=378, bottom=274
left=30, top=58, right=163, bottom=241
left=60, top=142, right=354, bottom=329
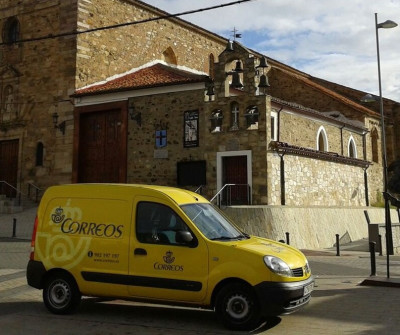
left=258, top=74, right=270, bottom=88
left=230, top=72, right=243, bottom=88
left=234, top=60, right=243, bottom=73
left=257, top=56, right=268, bottom=69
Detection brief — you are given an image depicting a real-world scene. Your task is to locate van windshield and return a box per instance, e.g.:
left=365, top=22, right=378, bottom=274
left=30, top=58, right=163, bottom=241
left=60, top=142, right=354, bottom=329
left=181, top=203, right=249, bottom=241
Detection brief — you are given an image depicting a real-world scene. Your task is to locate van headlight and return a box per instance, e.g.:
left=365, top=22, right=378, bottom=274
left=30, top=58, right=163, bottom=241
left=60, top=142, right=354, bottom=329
left=263, top=256, right=292, bottom=277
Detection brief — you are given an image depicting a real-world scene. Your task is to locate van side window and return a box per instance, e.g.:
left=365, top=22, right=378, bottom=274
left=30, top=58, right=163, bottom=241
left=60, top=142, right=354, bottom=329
left=136, top=202, right=191, bottom=246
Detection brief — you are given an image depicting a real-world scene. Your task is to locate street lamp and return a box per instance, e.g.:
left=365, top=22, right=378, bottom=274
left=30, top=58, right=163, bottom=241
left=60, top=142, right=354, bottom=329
left=362, top=13, right=397, bottom=278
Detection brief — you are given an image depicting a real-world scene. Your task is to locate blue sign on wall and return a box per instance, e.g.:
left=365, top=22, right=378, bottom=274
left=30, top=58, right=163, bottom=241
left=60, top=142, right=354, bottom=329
left=155, top=130, right=167, bottom=148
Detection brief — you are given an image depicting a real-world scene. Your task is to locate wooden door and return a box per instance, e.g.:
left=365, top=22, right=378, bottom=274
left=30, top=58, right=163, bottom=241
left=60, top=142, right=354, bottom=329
left=222, top=155, right=248, bottom=205
left=78, top=110, right=123, bottom=183
left=0, top=139, right=19, bottom=197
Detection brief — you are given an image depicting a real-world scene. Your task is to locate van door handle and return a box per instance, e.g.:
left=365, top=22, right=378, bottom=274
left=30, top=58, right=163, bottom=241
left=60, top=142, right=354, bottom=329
left=134, top=248, right=147, bottom=255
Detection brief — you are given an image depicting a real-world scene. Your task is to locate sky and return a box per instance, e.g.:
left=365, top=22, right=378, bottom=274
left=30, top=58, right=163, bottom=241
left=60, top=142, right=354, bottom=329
left=143, top=0, right=400, bottom=101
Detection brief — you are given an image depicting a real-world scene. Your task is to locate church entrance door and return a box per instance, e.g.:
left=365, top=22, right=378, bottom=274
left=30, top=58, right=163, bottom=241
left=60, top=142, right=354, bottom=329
left=222, top=155, right=249, bottom=205
left=78, top=110, right=125, bottom=183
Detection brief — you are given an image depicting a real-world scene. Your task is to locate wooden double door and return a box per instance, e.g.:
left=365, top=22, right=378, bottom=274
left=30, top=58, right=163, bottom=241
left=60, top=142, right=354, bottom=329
left=0, top=139, right=19, bottom=197
left=78, top=109, right=126, bottom=183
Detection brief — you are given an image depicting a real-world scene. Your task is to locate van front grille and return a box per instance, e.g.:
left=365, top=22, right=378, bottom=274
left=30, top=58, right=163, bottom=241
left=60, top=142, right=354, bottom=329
left=291, top=267, right=304, bottom=277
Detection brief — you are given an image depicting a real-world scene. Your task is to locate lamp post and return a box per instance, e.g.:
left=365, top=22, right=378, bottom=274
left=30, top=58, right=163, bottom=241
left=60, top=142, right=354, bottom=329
left=372, top=13, right=397, bottom=277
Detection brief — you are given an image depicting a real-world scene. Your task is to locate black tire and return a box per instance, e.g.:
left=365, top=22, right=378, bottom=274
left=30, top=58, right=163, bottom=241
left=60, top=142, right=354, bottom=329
left=215, top=282, right=261, bottom=331
left=43, top=273, right=81, bottom=314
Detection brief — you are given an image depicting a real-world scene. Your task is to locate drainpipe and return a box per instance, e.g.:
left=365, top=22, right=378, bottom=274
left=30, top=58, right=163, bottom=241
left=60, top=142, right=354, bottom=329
left=340, top=125, right=345, bottom=156
left=364, top=166, right=369, bottom=206
left=362, top=130, right=369, bottom=160
left=277, top=107, right=283, bottom=142
left=279, top=153, right=285, bottom=205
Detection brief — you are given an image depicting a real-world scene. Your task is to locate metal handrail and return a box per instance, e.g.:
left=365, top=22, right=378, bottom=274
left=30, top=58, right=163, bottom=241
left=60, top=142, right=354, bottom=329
left=27, top=182, right=43, bottom=203
left=0, top=180, right=26, bottom=206
left=210, top=183, right=251, bottom=207
left=195, top=185, right=205, bottom=194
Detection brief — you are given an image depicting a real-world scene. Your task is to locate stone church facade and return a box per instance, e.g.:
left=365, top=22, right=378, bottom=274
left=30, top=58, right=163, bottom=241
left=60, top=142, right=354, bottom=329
left=0, top=0, right=397, bottom=207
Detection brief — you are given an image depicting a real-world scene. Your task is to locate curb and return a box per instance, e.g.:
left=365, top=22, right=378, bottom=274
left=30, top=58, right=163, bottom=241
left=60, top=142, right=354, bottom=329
left=360, top=276, right=400, bottom=288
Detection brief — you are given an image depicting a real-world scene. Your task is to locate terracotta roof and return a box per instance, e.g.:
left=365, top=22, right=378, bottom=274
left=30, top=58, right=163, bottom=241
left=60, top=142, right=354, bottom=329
left=75, top=63, right=209, bottom=96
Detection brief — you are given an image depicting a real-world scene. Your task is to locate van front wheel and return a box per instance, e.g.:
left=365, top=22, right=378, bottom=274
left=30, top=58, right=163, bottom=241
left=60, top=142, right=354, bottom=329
left=215, top=283, right=261, bottom=331
left=43, top=273, right=81, bottom=314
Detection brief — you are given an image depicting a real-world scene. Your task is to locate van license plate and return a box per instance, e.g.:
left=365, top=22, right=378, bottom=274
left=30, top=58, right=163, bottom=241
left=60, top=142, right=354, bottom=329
left=303, top=282, right=314, bottom=296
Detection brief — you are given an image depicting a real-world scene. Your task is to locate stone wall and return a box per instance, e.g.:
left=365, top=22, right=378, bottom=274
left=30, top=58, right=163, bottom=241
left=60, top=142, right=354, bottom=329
left=0, top=0, right=78, bottom=191
left=279, top=110, right=364, bottom=156
left=127, top=89, right=207, bottom=185
left=223, top=206, right=400, bottom=253
left=267, top=154, right=367, bottom=206
left=76, top=0, right=226, bottom=87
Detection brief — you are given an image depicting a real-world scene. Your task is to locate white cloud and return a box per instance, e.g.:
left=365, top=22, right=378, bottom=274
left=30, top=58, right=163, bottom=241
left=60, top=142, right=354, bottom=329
left=144, top=0, right=400, bottom=100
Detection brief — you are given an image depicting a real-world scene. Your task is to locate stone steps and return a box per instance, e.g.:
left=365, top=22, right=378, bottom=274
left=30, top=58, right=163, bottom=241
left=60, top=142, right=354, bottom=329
left=0, top=195, right=38, bottom=214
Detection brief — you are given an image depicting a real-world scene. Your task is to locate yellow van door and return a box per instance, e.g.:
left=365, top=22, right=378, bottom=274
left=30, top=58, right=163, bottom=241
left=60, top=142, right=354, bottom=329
left=128, top=199, right=209, bottom=303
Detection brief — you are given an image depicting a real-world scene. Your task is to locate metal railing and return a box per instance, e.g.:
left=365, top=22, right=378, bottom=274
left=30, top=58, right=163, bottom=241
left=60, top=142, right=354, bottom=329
left=27, top=182, right=43, bottom=203
left=210, top=184, right=251, bottom=207
left=194, top=185, right=205, bottom=195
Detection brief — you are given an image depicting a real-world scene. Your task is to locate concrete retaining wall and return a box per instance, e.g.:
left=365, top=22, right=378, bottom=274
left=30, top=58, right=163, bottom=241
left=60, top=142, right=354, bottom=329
left=223, top=206, right=400, bottom=252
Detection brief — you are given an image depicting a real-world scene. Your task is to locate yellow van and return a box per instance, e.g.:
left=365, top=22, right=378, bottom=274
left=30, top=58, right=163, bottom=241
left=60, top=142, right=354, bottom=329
left=27, top=184, right=314, bottom=330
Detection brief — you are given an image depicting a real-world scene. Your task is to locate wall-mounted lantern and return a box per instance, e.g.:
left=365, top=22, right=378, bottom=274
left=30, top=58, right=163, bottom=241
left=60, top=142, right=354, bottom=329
left=128, top=98, right=141, bottom=127
left=52, top=112, right=66, bottom=135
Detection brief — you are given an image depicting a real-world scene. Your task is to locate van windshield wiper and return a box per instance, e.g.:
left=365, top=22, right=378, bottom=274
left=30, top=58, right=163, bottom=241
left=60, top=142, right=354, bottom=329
left=210, top=235, right=248, bottom=241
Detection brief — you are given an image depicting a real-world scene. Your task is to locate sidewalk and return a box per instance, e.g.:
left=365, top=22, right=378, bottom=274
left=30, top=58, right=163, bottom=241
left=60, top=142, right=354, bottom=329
left=0, top=207, right=37, bottom=241
left=303, top=243, right=400, bottom=288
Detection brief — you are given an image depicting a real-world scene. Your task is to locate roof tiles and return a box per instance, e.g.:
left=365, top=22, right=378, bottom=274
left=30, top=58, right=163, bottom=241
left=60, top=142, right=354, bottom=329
left=75, top=63, right=208, bottom=96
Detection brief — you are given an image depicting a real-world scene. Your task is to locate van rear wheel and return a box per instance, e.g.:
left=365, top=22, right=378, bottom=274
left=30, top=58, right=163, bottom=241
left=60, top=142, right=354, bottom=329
left=43, top=273, right=81, bottom=314
left=215, top=282, right=261, bottom=331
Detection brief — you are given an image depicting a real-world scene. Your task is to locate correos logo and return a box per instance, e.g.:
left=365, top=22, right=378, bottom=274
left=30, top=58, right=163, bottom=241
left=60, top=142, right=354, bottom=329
left=51, top=207, right=123, bottom=238
left=154, top=251, right=184, bottom=271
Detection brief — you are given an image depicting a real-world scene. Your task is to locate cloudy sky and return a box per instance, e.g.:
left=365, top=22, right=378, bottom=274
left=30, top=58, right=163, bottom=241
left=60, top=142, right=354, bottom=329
left=143, top=0, right=400, bottom=101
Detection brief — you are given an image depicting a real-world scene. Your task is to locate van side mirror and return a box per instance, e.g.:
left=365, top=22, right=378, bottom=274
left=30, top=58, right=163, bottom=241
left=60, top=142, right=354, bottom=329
left=176, top=231, right=196, bottom=246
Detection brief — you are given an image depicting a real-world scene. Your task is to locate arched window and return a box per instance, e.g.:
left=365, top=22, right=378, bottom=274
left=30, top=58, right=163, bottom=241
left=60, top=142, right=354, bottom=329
left=371, top=127, right=379, bottom=163
left=230, top=102, right=239, bottom=131
left=162, top=47, right=177, bottom=65
left=348, top=136, right=357, bottom=158
left=209, top=54, right=215, bottom=79
left=3, top=17, right=20, bottom=44
left=245, top=105, right=259, bottom=130
left=316, top=126, right=328, bottom=152
left=36, top=142, right=44, bottom=166
left=210, top=109, right=223, bottom=133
